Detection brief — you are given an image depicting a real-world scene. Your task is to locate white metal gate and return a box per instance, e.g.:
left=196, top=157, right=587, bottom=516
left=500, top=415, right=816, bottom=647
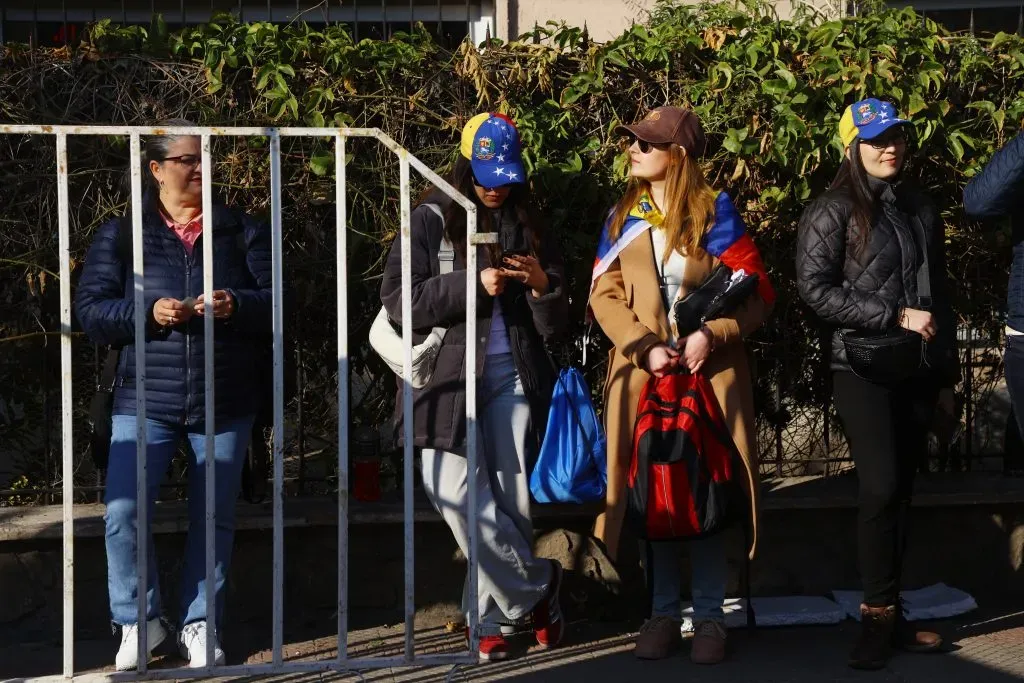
left=0, top=124, right=493, bottom=681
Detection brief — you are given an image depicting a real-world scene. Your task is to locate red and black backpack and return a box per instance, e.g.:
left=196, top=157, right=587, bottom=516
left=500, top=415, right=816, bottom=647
left=627, top=370, right=756, bottom=628
left=626, top=371, right=746, bottom=541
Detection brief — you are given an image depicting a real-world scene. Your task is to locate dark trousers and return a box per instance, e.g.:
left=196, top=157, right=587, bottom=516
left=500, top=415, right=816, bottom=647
left=833, top=371, right=938, bottom=607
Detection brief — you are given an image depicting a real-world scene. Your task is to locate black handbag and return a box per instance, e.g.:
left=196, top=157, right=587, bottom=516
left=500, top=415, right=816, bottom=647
left=840, top=216, right=931, bottom=383
left=671, top=263, right=761, bottom=338
left=88, top=346, right=121, bottom=471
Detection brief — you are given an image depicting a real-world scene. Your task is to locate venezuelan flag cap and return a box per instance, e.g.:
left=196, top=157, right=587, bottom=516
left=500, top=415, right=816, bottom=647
left=839, top=98, right=910, bottom=148
left=460, top=112, right=526, bottom=187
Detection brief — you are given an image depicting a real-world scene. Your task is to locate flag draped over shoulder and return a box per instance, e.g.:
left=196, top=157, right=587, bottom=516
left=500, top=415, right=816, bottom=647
left=590, top=191, right=776, bottom=307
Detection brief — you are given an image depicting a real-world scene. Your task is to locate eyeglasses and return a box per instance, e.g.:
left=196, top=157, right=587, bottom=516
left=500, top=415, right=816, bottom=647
left=622, top=134, right=671, bottom=154
left=860, top=133, right=907, bottom=150
left=160, top=154, right=202, bottom=168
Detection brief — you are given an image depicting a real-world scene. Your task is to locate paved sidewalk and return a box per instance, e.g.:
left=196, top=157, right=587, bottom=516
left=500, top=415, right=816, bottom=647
left=5, top=607, right=1023, bottom=682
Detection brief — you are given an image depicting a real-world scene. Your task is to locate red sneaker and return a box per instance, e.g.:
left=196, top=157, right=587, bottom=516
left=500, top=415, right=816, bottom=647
left=532, top=560, right=564, bottom=649
left=465, top=628, right=509, bottom=661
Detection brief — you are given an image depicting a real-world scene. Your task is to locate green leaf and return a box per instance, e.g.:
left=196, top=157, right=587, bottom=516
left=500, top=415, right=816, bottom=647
left=310, top=151, right=334, bottom=176
left=774, top=67, right=797, bottom=91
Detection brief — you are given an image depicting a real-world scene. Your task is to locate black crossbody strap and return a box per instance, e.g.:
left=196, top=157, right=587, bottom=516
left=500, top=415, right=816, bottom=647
left=909, top=216, right=931, bottom=309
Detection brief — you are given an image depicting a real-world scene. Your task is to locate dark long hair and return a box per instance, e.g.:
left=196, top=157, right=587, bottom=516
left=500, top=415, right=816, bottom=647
left=430, top=156, right=544, bottom=266
left=829, top=141, right=878, bottom=255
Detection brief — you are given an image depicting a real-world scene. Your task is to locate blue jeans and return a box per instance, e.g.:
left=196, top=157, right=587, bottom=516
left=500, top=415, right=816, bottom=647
left=421, top=353, right=551, bottom=635
left=648, top=533, right=727, bottom=622
left=104, top=413, right=255, bottom=627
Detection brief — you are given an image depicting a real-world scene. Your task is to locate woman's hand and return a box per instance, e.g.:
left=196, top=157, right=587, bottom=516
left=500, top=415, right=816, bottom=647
left=899, top=308, right=937, bottom=342
left=680, top=327, right=713, bottom=374
left=500, top=254, right=549, bottom=297
left=480, top=268, right=506, bottom=297
left=195, top=290, right=236, bottom=319
left=644, top=343, right=680, bottom=378
left=153, top=298, right=195, bottom=327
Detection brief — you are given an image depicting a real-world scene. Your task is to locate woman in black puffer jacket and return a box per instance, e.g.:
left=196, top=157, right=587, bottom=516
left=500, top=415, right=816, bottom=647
left=796, top=99, right=957, bottom=670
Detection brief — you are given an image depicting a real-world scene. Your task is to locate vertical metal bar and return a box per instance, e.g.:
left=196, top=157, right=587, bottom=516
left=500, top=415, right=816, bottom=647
left=399, top=151, right=415, bottom=662
left=122, top=0, right=127, bottom=25
left=57, top=132, right=75, bottom=681
left=181, top=0, right=186, bottom=25
left=382, top=0, right=387, bottom=37
left=129, top=132, right=150, bottom=673
left=268, top=0, right=273, bottom=22
left=31, top=2, right=38, bottom=48
left=464, top=199, right=480, bottom=658
left=410, top=0, right=414, bottom=33
left=62, top=0, right=67, bottom=46
left=437, top=0, right=442, bottom=36
left=270, top=129, right=286, bottom=667
left=200, top=132, right=218, bottom=670
left=354, top=0, right=360, bottom=40
left=335, top=133, right=349, bottom=664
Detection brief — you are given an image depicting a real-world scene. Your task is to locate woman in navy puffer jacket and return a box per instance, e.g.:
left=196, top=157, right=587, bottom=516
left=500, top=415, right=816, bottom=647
left=74, top=120, right=273, bottom=671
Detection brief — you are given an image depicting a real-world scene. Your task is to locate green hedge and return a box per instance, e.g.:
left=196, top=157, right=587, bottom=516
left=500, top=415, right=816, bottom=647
left=0, top=1, right=1016, bottom=493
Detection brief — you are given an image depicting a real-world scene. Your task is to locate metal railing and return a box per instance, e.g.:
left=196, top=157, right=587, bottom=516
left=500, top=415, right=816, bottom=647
left=0, top=123, right=492, bottom=681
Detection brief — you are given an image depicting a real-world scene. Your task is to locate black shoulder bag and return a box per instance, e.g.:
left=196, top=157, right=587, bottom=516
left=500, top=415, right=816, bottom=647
left=840, top=216, right=931, bottom=384
left=88, top=217, right=133, bottom=470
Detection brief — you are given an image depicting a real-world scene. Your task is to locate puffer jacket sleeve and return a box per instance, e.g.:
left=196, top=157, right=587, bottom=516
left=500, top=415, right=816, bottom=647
left=525, top=230, right=569, bottom=342
left=73, top=218, right=162, bottom=347
left=225, top=213, right=274, bottom=336
left=796, top=197, right=899, bottom=331
left=964, top=131, right=1024, bottom=219
left=380, top=203, right=470, bottom=330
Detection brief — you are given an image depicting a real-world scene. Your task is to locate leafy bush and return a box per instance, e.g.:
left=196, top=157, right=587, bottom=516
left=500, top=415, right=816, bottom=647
left=0, top=1, right=1016, bottom=496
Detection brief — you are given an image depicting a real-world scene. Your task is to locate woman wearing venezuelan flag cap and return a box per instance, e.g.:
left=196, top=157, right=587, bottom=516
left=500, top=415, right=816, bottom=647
left=589, top=106, right=775, bottom=664
left=797, top=98, right=957, bottom=669
left=380, top=112, right=568, bottom=661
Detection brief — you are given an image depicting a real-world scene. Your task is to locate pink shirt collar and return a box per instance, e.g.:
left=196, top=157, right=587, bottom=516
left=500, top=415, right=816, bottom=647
left=160, top=209, right=203, bottom=255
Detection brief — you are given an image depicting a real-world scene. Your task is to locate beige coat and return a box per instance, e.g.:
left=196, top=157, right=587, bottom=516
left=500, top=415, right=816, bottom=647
left=589, top=231, right=771, bottom=561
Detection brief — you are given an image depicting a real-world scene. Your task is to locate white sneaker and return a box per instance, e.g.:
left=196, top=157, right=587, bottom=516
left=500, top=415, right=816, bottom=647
left=115, top=618, right=168, bottom=671
left=179, top=621, right=226, bottom=668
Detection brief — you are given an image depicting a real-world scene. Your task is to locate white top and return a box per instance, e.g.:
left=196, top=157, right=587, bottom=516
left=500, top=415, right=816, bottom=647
left=486, top=298, right=512, bottom=355
left=651, top=227, right=689, bottom=345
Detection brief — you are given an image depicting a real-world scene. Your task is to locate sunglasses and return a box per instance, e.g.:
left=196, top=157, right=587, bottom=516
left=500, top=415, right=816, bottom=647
left=160, top=154, right=202, bottom=169
left=860, top=132, right=907, bottom=150
left=472, top=174, right=507, bottom=192
left=621, top=134, right=671, bottom=154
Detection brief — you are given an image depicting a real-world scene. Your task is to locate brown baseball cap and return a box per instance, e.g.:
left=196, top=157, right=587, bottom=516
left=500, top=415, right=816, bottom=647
left=615, top=106, right=707, bottom=158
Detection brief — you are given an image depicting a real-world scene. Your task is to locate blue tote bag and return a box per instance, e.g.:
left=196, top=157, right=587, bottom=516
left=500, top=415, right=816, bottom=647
left=530, top=366, right=607, bottom=504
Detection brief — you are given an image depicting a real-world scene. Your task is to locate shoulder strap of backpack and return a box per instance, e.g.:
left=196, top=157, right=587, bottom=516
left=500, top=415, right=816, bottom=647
left=423, top=202, right=456, bottom=274
left=423, top=203, right=454, bottom=275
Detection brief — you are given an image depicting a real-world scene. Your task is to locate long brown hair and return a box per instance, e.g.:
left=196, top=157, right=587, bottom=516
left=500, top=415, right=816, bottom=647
left=607, top=146, right=718, bottom=263
left=433, top=156, right=543, bottom=265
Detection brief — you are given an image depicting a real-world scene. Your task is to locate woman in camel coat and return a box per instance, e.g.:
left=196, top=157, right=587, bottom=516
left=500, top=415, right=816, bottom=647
left=589, top=106, right=774, bottom=664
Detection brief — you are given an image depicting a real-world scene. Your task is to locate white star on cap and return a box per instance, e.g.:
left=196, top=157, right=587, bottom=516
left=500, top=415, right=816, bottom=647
left=502, top=143, right=510, bottom=151
left=493, top=167, right=505, bottom=176
left=497, top=154, right=505, bottom=162
left=507, top=171, right=519, bottom=181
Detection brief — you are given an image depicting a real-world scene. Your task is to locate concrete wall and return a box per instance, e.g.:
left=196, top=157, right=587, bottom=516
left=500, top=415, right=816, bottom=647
left=495, top=0, right=844, bottom=42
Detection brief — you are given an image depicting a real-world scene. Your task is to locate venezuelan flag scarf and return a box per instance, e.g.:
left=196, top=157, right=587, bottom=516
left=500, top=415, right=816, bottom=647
left=591, top=190, right=776, bottom=307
